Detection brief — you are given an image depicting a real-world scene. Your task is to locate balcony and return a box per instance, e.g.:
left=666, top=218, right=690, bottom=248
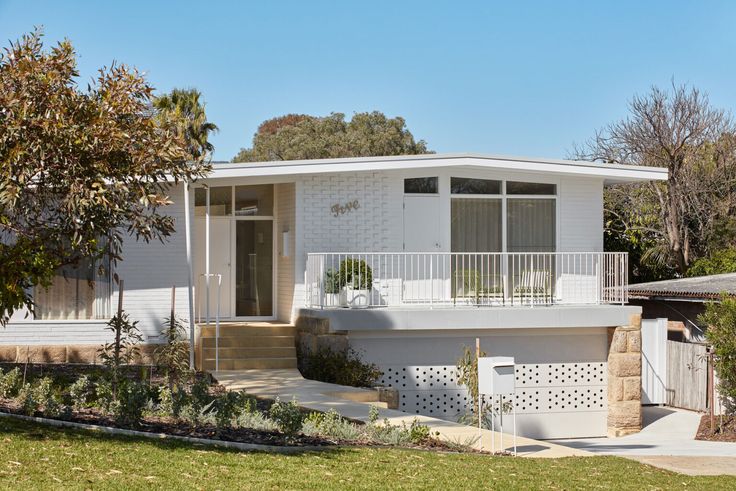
left=305, top=252, right=628, bottom=310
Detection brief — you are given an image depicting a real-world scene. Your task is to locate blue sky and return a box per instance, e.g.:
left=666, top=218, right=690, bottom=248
left=1, top=1, right=735, bottom=161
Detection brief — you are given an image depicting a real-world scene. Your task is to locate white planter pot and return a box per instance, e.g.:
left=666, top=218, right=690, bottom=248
left=342, top=287, right=370, bottom=308
left=323, top=293, right=341, bottom=308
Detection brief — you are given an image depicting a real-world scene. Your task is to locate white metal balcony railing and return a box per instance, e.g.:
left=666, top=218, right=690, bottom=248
left=305, top=252, right=628, bottom=309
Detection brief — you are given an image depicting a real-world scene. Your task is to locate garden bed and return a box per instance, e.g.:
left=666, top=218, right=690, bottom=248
left=0, top=363, right=469, bottom=453
left=696, top=415, right=736, bottom=442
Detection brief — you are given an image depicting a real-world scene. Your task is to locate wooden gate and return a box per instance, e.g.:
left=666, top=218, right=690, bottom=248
left=666, top=341, right=707, bottom=411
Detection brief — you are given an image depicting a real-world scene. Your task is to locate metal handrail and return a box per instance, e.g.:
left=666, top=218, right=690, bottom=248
left=197, top=273, right=222, bottom=371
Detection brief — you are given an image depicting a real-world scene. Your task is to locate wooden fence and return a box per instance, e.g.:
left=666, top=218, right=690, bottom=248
left=666, top=341, right=708, bottom=411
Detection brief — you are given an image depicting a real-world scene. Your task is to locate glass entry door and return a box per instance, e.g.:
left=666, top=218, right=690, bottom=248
left=235, top=220, right=273, bottom=317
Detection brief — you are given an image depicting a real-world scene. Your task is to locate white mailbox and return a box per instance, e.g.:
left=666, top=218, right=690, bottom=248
left=478, top=356, right=516, bottom=395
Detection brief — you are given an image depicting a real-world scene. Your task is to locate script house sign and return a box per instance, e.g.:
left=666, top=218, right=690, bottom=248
left=331, top=200, right=360, bottom=217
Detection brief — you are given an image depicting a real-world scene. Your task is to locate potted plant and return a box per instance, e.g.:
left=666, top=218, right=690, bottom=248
left=338, top=258, right=373, bottom=308
left=322, top=268, right=341, bottom=307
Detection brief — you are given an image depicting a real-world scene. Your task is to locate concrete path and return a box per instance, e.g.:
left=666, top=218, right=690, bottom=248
left=553, top=406, right=736, bottom=475
left=213, top=369, right=589, bottom=458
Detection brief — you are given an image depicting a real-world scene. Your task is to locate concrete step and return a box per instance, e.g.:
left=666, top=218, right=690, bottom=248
left=199, top=324, right=294, bottom=337
left=202, top=357, right=298, bottom=370
left=200, top=335, right=295, bottom=348
left=201, top=347, right=296, bottom=359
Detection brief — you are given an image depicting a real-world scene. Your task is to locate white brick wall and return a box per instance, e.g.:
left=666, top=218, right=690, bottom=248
left=275, top=183, right=296, bottom=322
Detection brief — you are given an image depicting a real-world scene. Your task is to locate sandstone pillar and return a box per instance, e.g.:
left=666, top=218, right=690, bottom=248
left=607, top=313, right=642, bottom=437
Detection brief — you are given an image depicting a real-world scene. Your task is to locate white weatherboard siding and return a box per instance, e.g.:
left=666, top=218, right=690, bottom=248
left=558, top=177, right=604, bottom=252
left=275, top=183, right=296, bottom=322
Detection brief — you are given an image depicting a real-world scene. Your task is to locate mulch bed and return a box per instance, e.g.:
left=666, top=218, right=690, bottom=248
left=0, top=399, right=330, bottom=448
left=695, top=414, right=736, bottom=442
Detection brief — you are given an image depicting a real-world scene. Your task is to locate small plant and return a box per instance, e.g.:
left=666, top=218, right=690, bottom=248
left=338, top=258, right=373, bottom=290
left=368, top=404, right=380, bottom=425
left=158, top=386, right=188, bottom=418
left=99, top=311, right=143, bottom=399
left=407, top=419, right=431, bottom=444
left=69, top=376, right=95, bottom=409
left=0, top=367, right=22, bottom=398
left=269, top=397, right=304, bottom=437
left=323, top=268, right=341, bottom=295
left=34, top=377, right=64, bottom=418
left=95, top=379, right=115, bottom=411
left=17, top=383, right=38, bottom=416
left=207, top=391, right=249, bottom=430
left=235, top=410, right=278, bottom=432
left=302, top=409, right=362, bottom=441
left=155, top=315, right=192, bottom=391
left=110, top=379, right=150, bottom=427
left=298, top=347, right=382, bottom=388
left=455, top=344, right=490, bottom=426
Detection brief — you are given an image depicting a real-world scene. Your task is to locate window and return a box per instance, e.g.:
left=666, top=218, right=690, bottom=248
left=507, top=199, right=556, bottom=252
left=506, top=181, right=556, bottom=195
left=34, top=259, right=110, bottom=320
left=451, top=177, right=501, bottom=195
left=404, top=177, right=438, bottom=194
left=234, top=185, right=273, bottom=216
left=209, top=187, right=232, bottom=216
left=451, top=198, right=502, bottom=252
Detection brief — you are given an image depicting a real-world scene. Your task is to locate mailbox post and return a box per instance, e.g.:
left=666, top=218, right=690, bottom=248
left=478, top=356, right=517, bottom=455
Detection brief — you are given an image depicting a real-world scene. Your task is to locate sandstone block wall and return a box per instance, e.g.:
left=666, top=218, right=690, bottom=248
left=607, top=314, right=643, bottom=437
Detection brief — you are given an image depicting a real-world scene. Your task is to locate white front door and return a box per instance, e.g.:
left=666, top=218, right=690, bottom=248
left=403, top=196, right=443, bottom=302
left=194, top=219, right=232, bottom=319
left=403, top=196, right=441, bottom=251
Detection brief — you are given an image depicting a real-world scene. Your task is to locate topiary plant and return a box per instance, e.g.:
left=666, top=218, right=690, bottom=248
left=338, top=258, right=372, bottom=290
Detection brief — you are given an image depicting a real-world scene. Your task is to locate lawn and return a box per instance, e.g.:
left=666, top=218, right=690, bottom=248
left=1, top=417, right=734, bottom=490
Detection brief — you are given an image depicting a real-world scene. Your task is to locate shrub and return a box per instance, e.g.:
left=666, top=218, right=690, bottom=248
left=69, top=376, right=95, bottom=409
left=110, top=380, right=150, bottom=426
left=235, top=409, right=278, bottom=432
left=17, top=383, right=37, bottom=416
left=0, top=367, right=22, bottom=398
left=299, top=347, right=381, bottom=388
left=33, top=377, right=64, bottom=418
left=323, top=268, right=341, bottom=295
left=338, top=258, right=373, bottom=290
left=407, top=419, right=431, bottom=444
left=302, top=409, right=362, bottom=441
left=95, top=379, right=115, bottom=411
left=158, top=386, right=188, bottom=418
left=155, top=315, right=192, bottom=390
left=269, top=397, right=304, bottom=437
left=687, top=249, right=736, bottom=277
left=206, top=391, right=251, bottom=430
left=99, top=311, right=143, bottom=399
left=700, top=296, right=736, bottom=414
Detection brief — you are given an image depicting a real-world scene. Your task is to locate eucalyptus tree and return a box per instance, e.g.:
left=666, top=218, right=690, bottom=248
left=0, top=30, right=210, bottom=325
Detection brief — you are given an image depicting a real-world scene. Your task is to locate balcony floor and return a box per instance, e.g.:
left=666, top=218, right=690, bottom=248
left=298, top=304, right=641, bottom=332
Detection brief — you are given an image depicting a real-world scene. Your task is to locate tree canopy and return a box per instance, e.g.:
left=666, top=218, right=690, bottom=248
left=0, top=30, right=211, bottom=325
left=576, top=83, right=736, bottom=279
left=232, top=111, right=430, bottom=162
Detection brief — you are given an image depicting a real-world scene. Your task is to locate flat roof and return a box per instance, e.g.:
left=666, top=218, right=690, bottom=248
left=204, top=152, right=667, bottom=184
left=628, top=273, right=736, bottom=301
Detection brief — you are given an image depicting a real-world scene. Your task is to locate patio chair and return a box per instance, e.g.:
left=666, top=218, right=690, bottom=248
left=452, top=270, right=506, bottom=306
left=511, top=269, right=552, bottom=305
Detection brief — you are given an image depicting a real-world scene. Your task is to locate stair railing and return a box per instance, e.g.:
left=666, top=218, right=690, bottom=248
left=198, top=273, right=222, bottom=372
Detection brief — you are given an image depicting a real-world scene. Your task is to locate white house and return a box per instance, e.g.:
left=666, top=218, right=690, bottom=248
left=1, top=153, right=667, bottom=438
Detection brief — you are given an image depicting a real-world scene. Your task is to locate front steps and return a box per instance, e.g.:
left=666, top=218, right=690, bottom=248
left=197, top=322, right=297, bottom=371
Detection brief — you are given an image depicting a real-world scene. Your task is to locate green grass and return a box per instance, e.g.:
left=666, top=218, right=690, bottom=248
left=0, top=417, right=734, bottom=490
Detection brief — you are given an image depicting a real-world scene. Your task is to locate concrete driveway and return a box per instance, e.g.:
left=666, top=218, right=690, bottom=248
left=553, top=406, right=736, bottom=475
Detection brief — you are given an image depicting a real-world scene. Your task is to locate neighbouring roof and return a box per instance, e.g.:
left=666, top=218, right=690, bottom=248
left=628, top=273, right=736, bottom=301
left=205, top=153, right=667, bottom=184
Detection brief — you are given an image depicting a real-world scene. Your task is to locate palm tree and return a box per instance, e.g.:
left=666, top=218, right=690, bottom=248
left=153, top=88, right=218, bottom=160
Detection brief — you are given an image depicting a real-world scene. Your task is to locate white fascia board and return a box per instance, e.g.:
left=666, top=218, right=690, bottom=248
left=204, top=154, right=667, bottom=183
